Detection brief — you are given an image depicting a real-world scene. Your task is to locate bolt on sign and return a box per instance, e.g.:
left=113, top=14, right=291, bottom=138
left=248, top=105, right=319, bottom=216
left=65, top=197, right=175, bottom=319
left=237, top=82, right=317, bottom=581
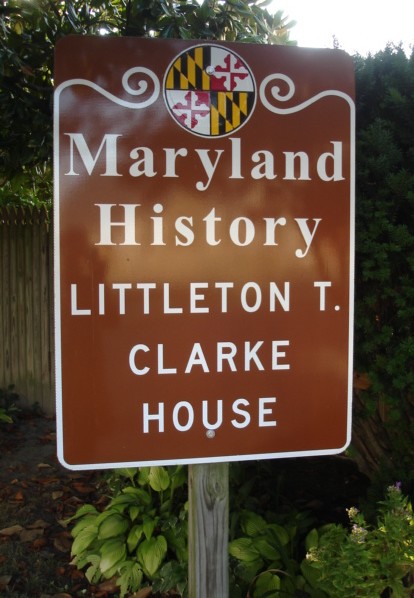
left=54, top=36, right=355, bottom=470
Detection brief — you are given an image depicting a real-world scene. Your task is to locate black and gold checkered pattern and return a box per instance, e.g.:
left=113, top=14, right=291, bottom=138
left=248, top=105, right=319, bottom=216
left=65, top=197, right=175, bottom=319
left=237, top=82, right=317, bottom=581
left=210, top=91, right=254, bottom=135
left=166, top=46, right=212, bottom=91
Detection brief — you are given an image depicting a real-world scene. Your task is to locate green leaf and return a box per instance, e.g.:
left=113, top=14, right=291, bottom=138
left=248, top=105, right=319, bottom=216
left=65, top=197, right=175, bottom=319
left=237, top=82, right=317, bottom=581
left=84, top=554, right=101, bottom=583
left=137, top=535, right=168, bottom=579
left=255, top=537, right=281, bottom=561
left=149, top=466, right=170, bottom=492
left=109, top=494, right=136, bottom=513
left=95, top=510, right=116, bottom=526
left=118, top=467, right=138, bottom=482
left=118, top=561, right=143, bottom=596
left=229, top=537, right=260, bottom=562
left=72, top=515, right=98, bottom=538
left=300, top=559, right=321, bottom=588
left=266, top=524, right=290, bottom=547
left=99, top=539, right=126, bottom=574
left=68, top=503, right=98, bottom=522
left=305, top=528, right=319, bottom=552
left=122, top=487, right=151, bottom=506
left=71, top=526, right=98, bottom=556
left=171, top=465, right=187, bottom=490
left=98, top=513, right=129, bottom=540
left=127, top=524, right=143, bottom=553
left=240, top=511, right=267, bottom=536
left=160, top=499, right=172, bottom=514
left=129, top=505, right=140, bottom=522
left=0, top=410, right=12, bottom=423
left=152, top=561, right=187, bottom=593
left=138, top=467, right=151, bottom=486
left=254, top=571, right=281, bottom=595
left=234, top=558, right=264, bottom=583
left=143, top=516, right=157, bottom=541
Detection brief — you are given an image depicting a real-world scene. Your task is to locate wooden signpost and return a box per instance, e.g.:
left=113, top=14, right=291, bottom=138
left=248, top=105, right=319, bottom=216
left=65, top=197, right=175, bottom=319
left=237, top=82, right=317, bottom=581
left=54, top=37, right=355, bottom=597
left=188, top=463, right=229, bottom=597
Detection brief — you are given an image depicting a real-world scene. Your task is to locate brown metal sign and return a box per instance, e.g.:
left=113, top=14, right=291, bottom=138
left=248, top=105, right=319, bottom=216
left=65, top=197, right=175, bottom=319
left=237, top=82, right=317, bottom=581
left=54, top=36, right=355, bottom=469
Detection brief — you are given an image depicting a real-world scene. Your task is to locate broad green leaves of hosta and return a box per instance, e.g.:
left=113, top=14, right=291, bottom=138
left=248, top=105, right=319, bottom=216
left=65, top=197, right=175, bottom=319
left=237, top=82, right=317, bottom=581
left=229, top=510, right=322, bottom=598
left=69, top=465, right=187, bottom=597
left=149, top=466, right=171, bottom=492
left=229, top=510, right=289, bottom=595
left=137, top=536, right=168, bottom=579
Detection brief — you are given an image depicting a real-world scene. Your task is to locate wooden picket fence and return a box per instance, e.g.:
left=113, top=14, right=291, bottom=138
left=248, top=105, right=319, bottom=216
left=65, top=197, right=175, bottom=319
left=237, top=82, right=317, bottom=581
left=0, top=206, right=55, bottom=414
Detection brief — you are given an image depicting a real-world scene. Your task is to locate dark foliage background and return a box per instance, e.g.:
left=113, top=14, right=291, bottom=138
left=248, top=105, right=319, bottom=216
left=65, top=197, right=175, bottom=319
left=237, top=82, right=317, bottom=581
left=353, top=46, right=414, bottom=486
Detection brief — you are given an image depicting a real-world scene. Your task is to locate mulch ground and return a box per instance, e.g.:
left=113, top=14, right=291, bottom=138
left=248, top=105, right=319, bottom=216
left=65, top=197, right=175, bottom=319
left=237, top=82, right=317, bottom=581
left=0, top=412, right=125, bottom=597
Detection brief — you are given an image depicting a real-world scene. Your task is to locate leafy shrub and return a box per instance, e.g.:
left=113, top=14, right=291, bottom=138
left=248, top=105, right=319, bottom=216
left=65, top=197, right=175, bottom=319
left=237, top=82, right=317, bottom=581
left=70, top=461, right=319, bottom=598
left=229, top=509, right=320, bottom=597
left=306, top=484, right=414, bottom=597
left=229, top=485, right=414, bottom=597
left=353, top=45, right=414, bottom=483
left=69, top=466, right=188, bottom=597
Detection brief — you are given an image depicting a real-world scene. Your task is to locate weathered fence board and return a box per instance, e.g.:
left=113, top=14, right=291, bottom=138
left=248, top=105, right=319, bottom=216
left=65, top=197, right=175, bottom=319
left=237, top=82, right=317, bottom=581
left=0, top=206, right=54, bottom=413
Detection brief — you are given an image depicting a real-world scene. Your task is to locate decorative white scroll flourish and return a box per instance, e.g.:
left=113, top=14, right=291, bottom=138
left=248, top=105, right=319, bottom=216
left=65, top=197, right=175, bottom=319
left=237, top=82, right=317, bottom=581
left=259, top=73, right=354, bottom=115
left=259, top=73, right=355, bottom=190
left=54, top=67, right=160, bottom=110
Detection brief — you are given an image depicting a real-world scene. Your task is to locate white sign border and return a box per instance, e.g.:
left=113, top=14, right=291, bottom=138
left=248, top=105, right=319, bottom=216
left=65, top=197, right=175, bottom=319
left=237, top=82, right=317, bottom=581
left=54, top=44, right=355, bottom=471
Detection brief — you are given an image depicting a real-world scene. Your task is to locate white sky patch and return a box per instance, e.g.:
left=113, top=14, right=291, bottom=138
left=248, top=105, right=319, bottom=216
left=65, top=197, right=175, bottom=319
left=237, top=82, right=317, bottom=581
left=271, top=0, right=414, bottom=56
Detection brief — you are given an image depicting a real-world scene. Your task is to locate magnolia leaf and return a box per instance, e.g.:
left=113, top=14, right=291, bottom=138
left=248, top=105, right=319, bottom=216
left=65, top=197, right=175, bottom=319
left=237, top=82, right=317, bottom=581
left=148, top=466, right=170, bottom=492
left=137, top=536, right=168, bottom=579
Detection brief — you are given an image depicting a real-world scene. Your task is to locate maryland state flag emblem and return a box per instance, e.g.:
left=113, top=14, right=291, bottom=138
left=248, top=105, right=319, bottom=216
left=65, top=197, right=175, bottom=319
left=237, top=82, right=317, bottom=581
left=164, top=44, right=256, bottom=137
